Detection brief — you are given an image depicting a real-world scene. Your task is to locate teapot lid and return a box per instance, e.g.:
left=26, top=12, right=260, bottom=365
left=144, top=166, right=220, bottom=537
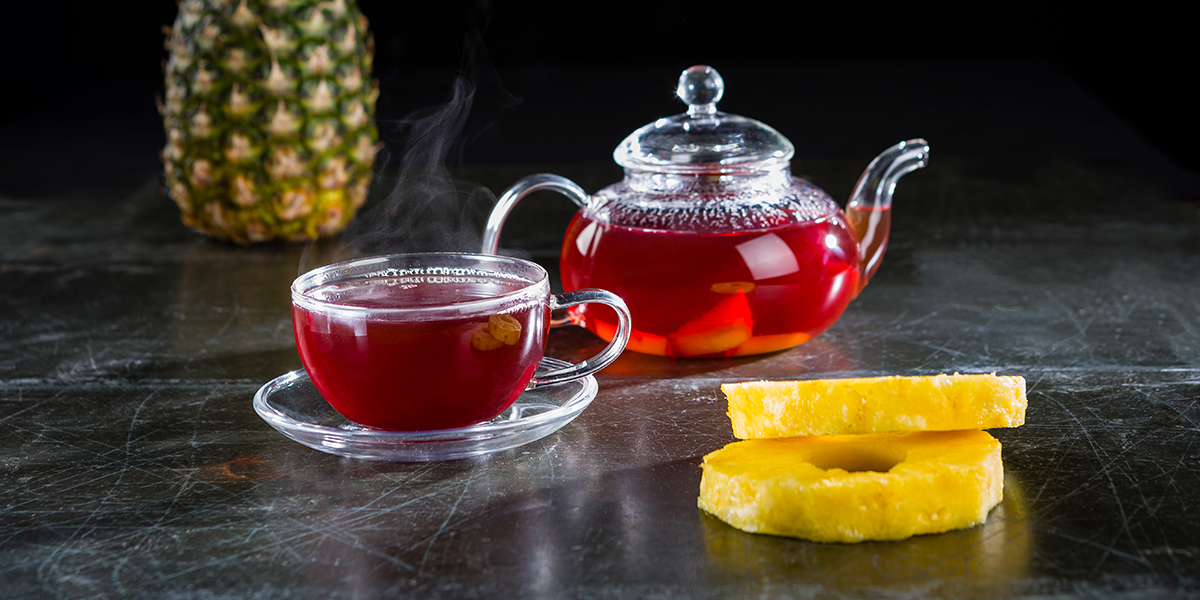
left=614, top=65, right=795, bottom=174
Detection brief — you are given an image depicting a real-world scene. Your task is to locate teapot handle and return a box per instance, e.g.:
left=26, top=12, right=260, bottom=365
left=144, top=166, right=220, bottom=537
left=481, top=173, right=588, bottom=254
left=482, top=174, right=590, bottom=328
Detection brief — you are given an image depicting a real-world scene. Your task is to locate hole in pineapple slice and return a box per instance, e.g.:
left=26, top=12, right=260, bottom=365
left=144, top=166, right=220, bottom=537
left=806, top=444, right=907, bottom=473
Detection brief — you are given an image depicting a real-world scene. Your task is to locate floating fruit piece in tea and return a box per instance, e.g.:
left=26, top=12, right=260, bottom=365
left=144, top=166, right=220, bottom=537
left=697, top=430, right=1004, bottom=543
left=710, top=281, right=755, bottom=294
left=724, top=373, right=1027, bottom=439
left=593, top=318, right=670, bottom=356
left=667, top=291, right=753, bottom=356
left=471, top=326, right=505, bottom=351
left=488, top=314, right=522, bottom=345
left=727, top=332, right=811, bottom=356
left=471, top=313, right=523, bottom=351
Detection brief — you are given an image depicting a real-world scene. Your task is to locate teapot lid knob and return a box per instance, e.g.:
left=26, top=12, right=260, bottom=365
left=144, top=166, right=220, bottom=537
left=615, top=65, right=793, bottom=173
left=677, top=65, right=724, bottom=117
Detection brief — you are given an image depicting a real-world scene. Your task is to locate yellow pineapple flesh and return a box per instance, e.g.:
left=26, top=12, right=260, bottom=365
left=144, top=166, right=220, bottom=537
left=723, top=373, right=1026, bottom=439
left=697, top=430, right=1004, bottom=543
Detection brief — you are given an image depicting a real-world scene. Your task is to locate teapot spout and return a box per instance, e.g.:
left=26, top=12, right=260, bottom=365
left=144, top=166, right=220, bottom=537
left=846, top=138, right=929, bottom=294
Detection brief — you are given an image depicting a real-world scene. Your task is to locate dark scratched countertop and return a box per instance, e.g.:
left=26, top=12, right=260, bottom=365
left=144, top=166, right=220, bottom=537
left=2, top=62, right=1200, bottom=598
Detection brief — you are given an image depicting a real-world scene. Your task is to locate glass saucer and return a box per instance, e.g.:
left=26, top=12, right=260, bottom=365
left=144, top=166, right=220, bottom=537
left=253, top=358, right=598, bottom=461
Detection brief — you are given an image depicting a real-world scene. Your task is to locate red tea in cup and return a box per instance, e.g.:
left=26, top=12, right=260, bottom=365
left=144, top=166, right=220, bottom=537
left=291, top=253, right=630, bottom=431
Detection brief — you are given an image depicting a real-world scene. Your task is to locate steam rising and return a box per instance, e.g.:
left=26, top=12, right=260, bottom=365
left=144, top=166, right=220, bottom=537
left=346, top=78, right=490, bottom=253
left=301, top=4, right=516, bottom=274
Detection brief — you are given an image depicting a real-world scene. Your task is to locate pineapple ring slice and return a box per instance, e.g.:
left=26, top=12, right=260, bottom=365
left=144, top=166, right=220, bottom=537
left=723, top=373, right=1026, bottom=439
left=698, top=430, right=1004, bottom=543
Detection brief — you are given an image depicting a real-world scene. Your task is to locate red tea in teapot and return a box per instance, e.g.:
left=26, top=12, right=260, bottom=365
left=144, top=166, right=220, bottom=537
left=480, top=66, right=927, bottom=358
left=561, top=207, right=873, bottom=357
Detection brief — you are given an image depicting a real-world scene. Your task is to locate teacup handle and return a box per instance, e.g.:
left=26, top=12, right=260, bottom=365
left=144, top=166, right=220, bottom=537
left=531, top=288, right=631, bottom=387
left=481, top=173, right=588, bottom=255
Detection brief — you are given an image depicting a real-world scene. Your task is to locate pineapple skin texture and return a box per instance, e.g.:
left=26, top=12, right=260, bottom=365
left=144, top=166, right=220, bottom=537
left=698, top=430, right=1004, bottom=543
left=723, top=373, right=1026, bottom=439
left=161, top=0, right=379, bottom=243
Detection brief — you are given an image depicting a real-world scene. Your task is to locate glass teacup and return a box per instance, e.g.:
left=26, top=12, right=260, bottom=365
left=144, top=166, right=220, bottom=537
left=291, top=253, right=631, bottom=431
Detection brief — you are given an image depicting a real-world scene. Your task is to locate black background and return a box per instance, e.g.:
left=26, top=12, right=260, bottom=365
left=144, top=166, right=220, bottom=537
left=1, top=2, right=1193, bottom=174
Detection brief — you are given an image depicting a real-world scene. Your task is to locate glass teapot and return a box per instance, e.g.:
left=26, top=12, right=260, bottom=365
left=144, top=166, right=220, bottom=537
left=482, top=66, right=929, bottom=357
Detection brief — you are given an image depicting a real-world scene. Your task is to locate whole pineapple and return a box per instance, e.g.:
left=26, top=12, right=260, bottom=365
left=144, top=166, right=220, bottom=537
left=161, top=0, right=379, bottom=243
